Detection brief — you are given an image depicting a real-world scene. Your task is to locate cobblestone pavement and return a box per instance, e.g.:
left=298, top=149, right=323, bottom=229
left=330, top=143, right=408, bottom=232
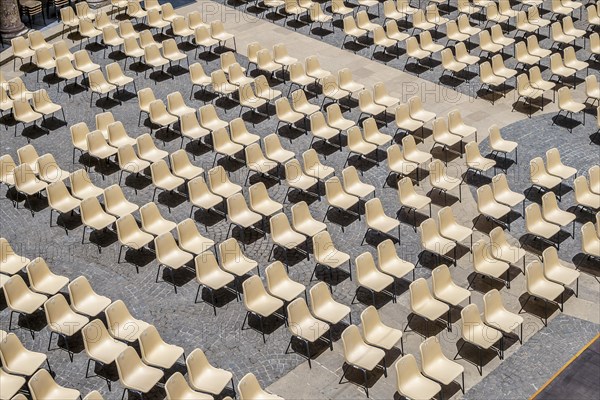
left=207, top=0, right=599, bottom=99
left=0, top=1, right=599, bottom=399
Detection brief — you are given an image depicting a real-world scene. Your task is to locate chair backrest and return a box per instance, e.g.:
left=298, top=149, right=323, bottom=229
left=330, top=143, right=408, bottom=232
left=154, top=232, right=182, bottom=264
left=355, top=252, right=378, bottom=283
left=165, top=372, right=195, bottom=400
left=409, top=278, right=433, bottom=309
left=341, top=324, right=365, bottom=361
left=238, top=373, right=268, bottom=400
left=395, top=354, right=428, bottom=394
left=242, top=275, right=269, bottom=309
left=16, top=144, right=39, bottom=168
left=95, top=111, right=115, bottom=133
left=44, top=293, right=77, bottom=328
left=266, top=260, right=292, bottom=293
left=482, top=288, right=506, bottom=318
left=419, top=336, right=447, bottom=373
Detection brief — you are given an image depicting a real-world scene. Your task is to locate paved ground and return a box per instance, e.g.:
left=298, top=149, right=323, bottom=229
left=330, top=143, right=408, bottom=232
left=0, top=0, right=599, bottom=399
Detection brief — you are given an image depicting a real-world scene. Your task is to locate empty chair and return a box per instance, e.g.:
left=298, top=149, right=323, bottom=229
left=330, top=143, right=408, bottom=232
left=543, top=192, right=576, bottom=237
left=107, top=122, right=136, bottom=148
left=218, top=238, right=260, bottom=281
left=155, top=232, right=194, bottom=292
left=104, top=185, right=138, bottom=218
left=457, top=303, right=503, bottom=375
left=402, top=134, right=432, bottom=169
left=438, top=206, right=473, bottom=251
left=286, top=297, right=331, bottom=368
left=150, top=159, right=185, bottom=202
left=476, top=183, right=512, bottom=230
left=264, top=133, right=294, bottom=166
left=3, top=275, right=47, bottom=337
left=526, top=203, right=561, bottom=249
left=529, top=157, right=562, bottom=199
left=26, top=257, right=68, bottom=296
left=138, top=325, right=185, bottom=369
left=489, top=226, right=526, bottom=273
left=80, top=197, right=116, bottom=249
left=471, top=239, right=510, bottom=288
left=574, top=176, right=600, bottom=212
left=284, top=158, right=319, bottom=199
left=44, top=294, right=89, bottom=361
left=521, top=260, right=565, bottom=326
left=115, top=347, right=163, bottom=400
left=186, top=348, right=234, bottom=396
left=398, top=177, right=431, bottom=231
left=579, top=222, right=600, bottom=267
left=117, top=145, right=150, bottom=187
left=354, top=252, right=395, bottom=305
left=242, top=275, right=284, bottom=343
left=245, top=145, right=279, bottom=184
left=194, top=251, right=235, bottom=315
left=340, top=324, right=387, bottom=397
left=490, top=174, right=525, bottom=217
left=432, top=264, right=471, bottom=308
left=419, top=218, right=456, bottom=267
left=324, top=176, right=360, bottom=228
left=363, top=198, right=400, bottom=244
left=207, top=165, right=241, bottom=200
left=188, top=176, right=222, bottom=217
left=288, top=202, right=325, bottom=239
left=360, top=305, right=402, bottom=354
left=105, top=300, right=149, bottom=342
left=13, top=99, right=44, bottom=135
left=199, top=104, right=228, bottom=132
left=385, top=144, right=418, bottom=186
left=420, top=336, right=465, bottom=395
left=342, top=166, right=375, bottom=199
left=28, top=369, right=80, bottom=400
left=489, top=125, right=518, bottom=165
left=69, top=169, right=103, bottom=200
left=395, top=354, right=442, bottom=400
left=140, top=201, right=176, bottom=236
left=269, top=212, right=309, bottom=265
left=68, top=276, right=111, bottom=317
left=0, top=331, right=48, bottom=375
left=303, top=149, right=335, bottom=181
left=170, top=149, right=203, bottom=181
left=482, top=289, right=524, bottom=345
left=409, top=278, right=450, bottom=334
left=266, top=261, right=306, bottom=303
left=429, top=158, right=462, bottom=202
left=165, top=372, right=212, bottom=400
left=546, top=148, right=577, bottom=181
left=0, top=369, right=26, bottom=400
left=238, top=373, right=283, bottom=400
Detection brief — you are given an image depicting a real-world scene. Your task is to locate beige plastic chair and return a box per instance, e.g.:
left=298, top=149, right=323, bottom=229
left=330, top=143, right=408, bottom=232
left=408, top=278, right=450, bottom=334
left=44, top=293, right=89, bottom=361
left=398, top=177, right=431, bottom=231
left=155, top=232, right=194, bottom=292
left=340, top=324, right=387, bottom=397
left=363, top=198, right=399, bottom=245
left=136, top=133, right=168, bottom=164
left=405, top=36, right=431, bottom=69
left=574, top=176, right=600, bottom=212
left=115, top=347, right=163, bottom=399
left=489, top=226, right=526, bottom=273
left=305, top=55, right=331, bottom=81
left=170, top=149, right=203, bottom=181
left=429, top=159, right=462, bottom=204
left=556, top=86, right=587, bottom=130
left=150, top=159, right=185, bottom=202
left=189, top=63, right=211, bottom=100
left=245, top=144, right=279, bottom=184
left=529, top=157, right=562, bottom=199
left=193, top=26, right=218, bottom=57
left=138, top=325, right=184, bottom=369
left=264, top=133, right=294, bottom=165
left=0, top=237, right=31, bottom=276
left=286, top=297, right=331, bottom=368
left=589, top=166, right=600, bottom=195
left=105, top=300, right=149, bottom=342
left=180, top=112, right=210, bottom=148
left=338, top=68, right=365, bottom=96
left=0, top=368, right=26, bottom=400
left=275, top=97, right=304, bottom=133
left=26, top=257, right=68, bottom=296
left=419, top=218, right=457, bottom=267
left=248, top=182, right=282, bottom=219
left=402, top=135, right=432, bottom=172
left=242, top=275, right=284, bottom=343
left=266, top=260, right=306, bottom=302
left=475, top=184, right=511, bottom=229
left=420, top=336, right=465, bottom=395
left=0, top=155, right=17, bottom=190
left=254, top=75, right=282, bottom=103
left=521, top=260, right=565, bottom=326
left=489, top=125, right=518, bottom=165
left=546, top=148, right=577, bottom=180
left=226, top=193, right=263, bottom=245
left=309, top=111, right=341, bottom=150
left=46, top=184, right=80, bottom=236
left=68, top=276, right=110, bottom=317
left=117, top=145, right=150, bottom=188
left=395, top=354, right=441, bottom=400
left=542, top=191, right=576, bottom=237
left=238, top=373, right=283, bottom=400
left=28, top=369, right=80, bottom=400
left=194, top=251, right=234, bottom=312
left=69, top=169, right=103, bottom=200
left=284, top=158, right=319, bottom=200
left=384, top=144, right=418, bottom=186
left=36, top=154, right=69, bottom=184
left=359, top=304, right=402, bottom=354
left=457, top=303, right=503, bottom=375
left=80, top=196, right=116, bottom=249
left=186, top=348, right=234, bottom=396
left=3, top=275, right=47, bottom=337
left=166, top=91, right=194, bottom=118
left=140, top=201, right=176, bottom=236
left=16, top=144, right=41, bottom=173
left=177, top=218, right=214, bottom=255
left=7, top=77, right=34, bottom=101
left=87, top=130, right=118, bottom=170
left=188, top=176, right=222, bottom=217
left=525, top=203, right=561, bottom=249
left=290, top=201, right=326, bottom=238
left=482, top=288, right=524, bottom=345
left=432, top=264, right=470, bottom=308
left=375, top=239, right=414, bottom=283
left=199, top=104, right=228, bottom=132
left=341, top=166, right=375, bottom=200
left=579, top=222, right=600, bottom=267
left=207, top=165, right=241, bottom=200
left=13, top=163, right=47, bottom=216
left=325, top=103, right=354, bottom=132
left=13, top=98, right=44, bottom=135
left=455, top=41, right=480, bottom=66
left=165, top=372, right=212, bottom=400
left=471, top=239, right=510, bottom=288
left=303, top=149, right=335, bottom=181
left=354, top=252, right=395, bottom=305
left=107, top=122, right=136, bottom=149
left=437, top=207, right=472, bottom=254
left=115, top=214, right=154, bottom=265
left=586, top=75, right=600, bottom=106
left=312, top=231, right=352, bottom=284
left=0, top=330, right=48, bottom=374
left=218, top=237, right=259, bottom=282
left=324, top=176, right=360, bottom=228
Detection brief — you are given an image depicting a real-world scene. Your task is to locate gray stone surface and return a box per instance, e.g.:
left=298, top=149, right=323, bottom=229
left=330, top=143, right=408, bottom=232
left=464, top=313, right=600, bottom=400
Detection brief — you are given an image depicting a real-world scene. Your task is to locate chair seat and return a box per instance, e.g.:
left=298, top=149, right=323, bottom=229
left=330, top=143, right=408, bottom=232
left=85, top=213, right=116, bottom=230
left=476, top=259, right=509, bottom=279
left=122, top=230, right=154, bottom=250
left=346, top=343, right=385, bottom=371
left=361, top=270, right=394, bottom=293
left=0, top=370, right=26, bottom=400
left=290, top=175, right=318, bottom=191
left=230, top=210, right=261, bottom=228
left=247, top=294, right=283, bottom=318
left=491, top=244, right=525, bottom=264
left=529, top=220, right=560, bottom=240
left=107, top=201, right=139, bottom=218
left=3, top=349, right=46, bottom=376
left=160, top=249, right=193, bottom=270
left=413, top=298, right=449, bottom=321
left=188, top=366, right=232, bottom=395
left=216, top=142, right=243, bottom=156
left=144, top=344, right=185, bottom=369
left=422, top=356, right=464, bottom=385
left=329, top=193, right=358, bottom=210
left=484, top=310, right=523, bottom=335
left=156, top=175, right=185, bottom=191
left=545, top=265, right=580, bottom=287
left=122, top=364, right=163, bottom=393
left=313, top=301, right=350, bottom=324
left=32, top=275, right=69, bottom=296
left=480, top=202, right=510, bottom=219
left=48, top=313, right=89, bottom=336
left=274, top=231, right=306, bottom=249
left=399, top=373, right=441, bottom=400
left=72, top=294, right=111, bottom=317
left=494, top=190, right=524, bottom=207
left=269, top=279, right=305, bottom=303
left=435, top=284, right=470, bottom=306
left=463, top=323, right=502, bottom=349
left=369, top=215, right=399, bottom=234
